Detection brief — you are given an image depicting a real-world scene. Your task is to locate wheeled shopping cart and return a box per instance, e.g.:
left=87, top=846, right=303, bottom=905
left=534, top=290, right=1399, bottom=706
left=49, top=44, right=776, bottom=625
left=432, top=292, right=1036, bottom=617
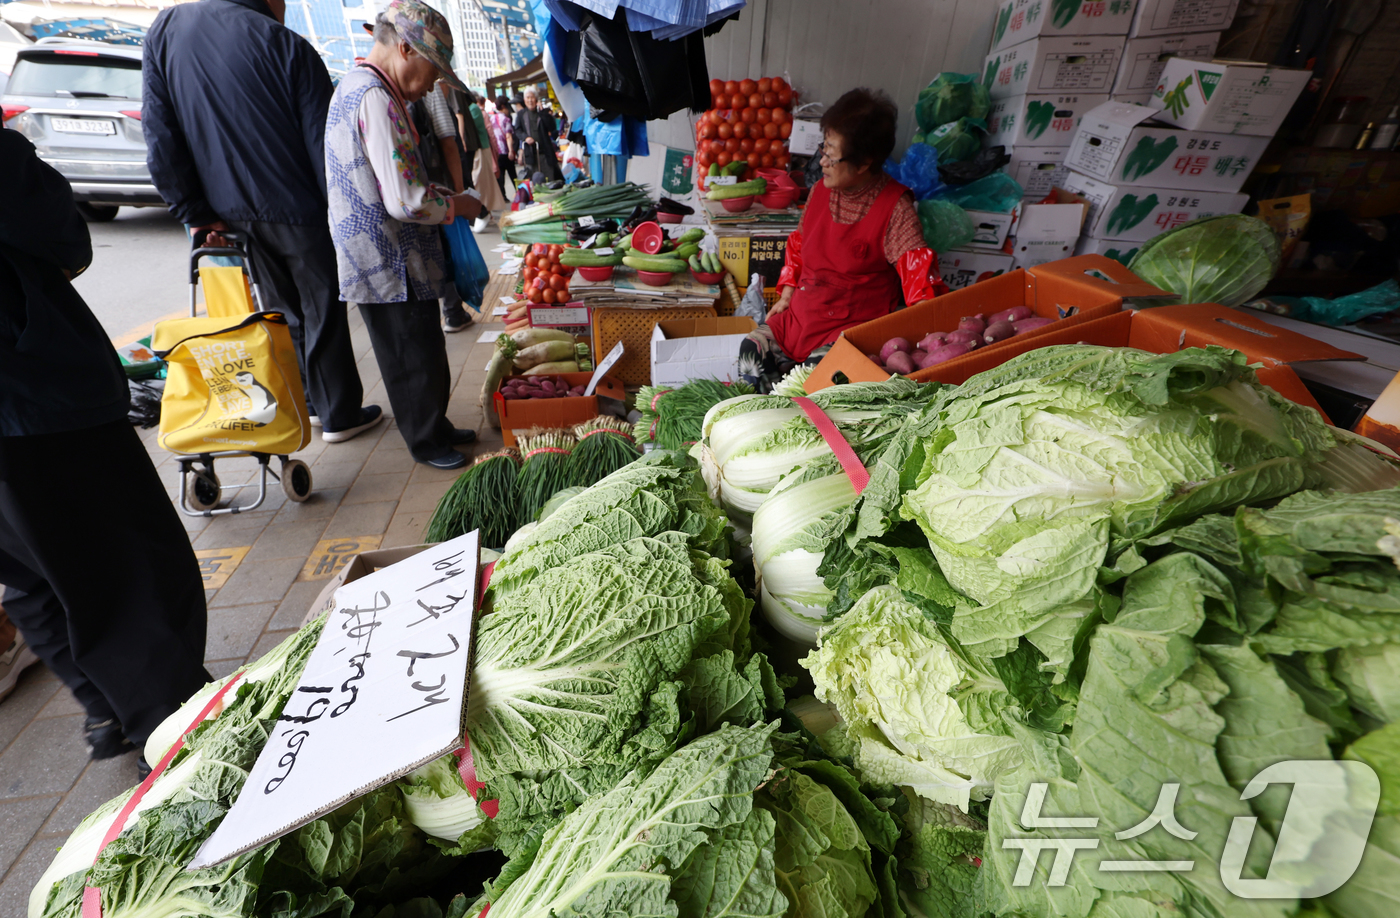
left=151, top=231, right=314, bottom=516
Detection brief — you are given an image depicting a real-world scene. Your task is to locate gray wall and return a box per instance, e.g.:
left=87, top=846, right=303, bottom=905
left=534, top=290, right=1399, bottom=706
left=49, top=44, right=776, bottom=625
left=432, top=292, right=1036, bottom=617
left=646, top=0, right=997, bottom=156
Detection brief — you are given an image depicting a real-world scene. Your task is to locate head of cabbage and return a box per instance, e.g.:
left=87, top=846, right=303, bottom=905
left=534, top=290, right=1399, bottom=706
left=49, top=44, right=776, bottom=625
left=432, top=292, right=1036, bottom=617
left=915, top=73, right=991, bottom=133
left=1126, top=213, right=1281, bottom=308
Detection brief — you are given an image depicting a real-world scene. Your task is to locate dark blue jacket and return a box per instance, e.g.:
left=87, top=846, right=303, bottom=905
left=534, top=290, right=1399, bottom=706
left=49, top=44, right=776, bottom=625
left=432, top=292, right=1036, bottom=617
left=142, top=0, right=334, bottom=226
left=0, top=129, right=128, bottom=437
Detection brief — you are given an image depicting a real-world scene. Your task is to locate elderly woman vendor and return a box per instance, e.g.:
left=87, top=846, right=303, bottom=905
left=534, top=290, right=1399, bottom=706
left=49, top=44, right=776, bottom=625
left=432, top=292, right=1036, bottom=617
left=742, top=88, right=947, bottom=384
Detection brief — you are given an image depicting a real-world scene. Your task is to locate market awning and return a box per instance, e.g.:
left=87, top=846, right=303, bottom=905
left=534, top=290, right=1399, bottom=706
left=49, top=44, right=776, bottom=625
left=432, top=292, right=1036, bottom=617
left=486, top=53, right=544, bottom=95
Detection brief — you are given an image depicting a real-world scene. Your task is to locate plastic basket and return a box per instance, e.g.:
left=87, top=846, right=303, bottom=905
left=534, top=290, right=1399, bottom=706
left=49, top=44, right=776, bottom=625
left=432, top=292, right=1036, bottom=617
left=591, top=305, right=717, bottom=385
left=715, top=284, right=778, bottom=318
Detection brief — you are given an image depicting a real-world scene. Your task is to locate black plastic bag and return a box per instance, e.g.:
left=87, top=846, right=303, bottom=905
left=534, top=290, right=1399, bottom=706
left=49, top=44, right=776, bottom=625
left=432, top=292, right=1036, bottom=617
left=938, top=145, right=1011, bottom=185
left=572, top=9, right=707, bottom=121
left=128, top=378, right=164, bottom=428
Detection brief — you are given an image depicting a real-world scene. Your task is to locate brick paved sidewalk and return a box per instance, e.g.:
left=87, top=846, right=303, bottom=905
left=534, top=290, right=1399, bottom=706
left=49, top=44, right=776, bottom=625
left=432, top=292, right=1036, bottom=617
left=0, top=232, right=514, bottom=918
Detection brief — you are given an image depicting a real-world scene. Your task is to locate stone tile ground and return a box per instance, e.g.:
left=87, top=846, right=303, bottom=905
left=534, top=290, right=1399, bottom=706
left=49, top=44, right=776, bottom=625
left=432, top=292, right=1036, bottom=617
left=0, top=233, right=514, bottom=917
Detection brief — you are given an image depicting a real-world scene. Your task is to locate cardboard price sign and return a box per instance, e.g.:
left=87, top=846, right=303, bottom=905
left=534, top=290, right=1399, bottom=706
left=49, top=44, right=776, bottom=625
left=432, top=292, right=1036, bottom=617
left=188, top=531, right=482, bottom=868
left=717, top=235, right=788, bottom=287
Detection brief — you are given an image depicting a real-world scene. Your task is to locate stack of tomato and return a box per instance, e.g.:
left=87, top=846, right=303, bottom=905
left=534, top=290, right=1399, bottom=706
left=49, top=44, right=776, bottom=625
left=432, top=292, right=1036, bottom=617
left=507, top=244, right=574, bottom=331
left=694, top=77, right=795, bottom=179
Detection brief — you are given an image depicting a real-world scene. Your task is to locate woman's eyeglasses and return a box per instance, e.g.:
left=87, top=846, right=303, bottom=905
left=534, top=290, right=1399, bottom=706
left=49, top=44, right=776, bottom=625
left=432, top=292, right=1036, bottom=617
left=818, top=142, right=846, bottom=164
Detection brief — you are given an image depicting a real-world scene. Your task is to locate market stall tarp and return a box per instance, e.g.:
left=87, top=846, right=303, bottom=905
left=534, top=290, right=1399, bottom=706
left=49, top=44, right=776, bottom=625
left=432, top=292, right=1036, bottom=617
left=486, top=53, right=545, bottom=95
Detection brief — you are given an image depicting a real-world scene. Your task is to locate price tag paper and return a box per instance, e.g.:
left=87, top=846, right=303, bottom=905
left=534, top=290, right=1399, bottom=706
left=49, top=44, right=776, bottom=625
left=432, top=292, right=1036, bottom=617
left=188, top=533, right=481, bottom=868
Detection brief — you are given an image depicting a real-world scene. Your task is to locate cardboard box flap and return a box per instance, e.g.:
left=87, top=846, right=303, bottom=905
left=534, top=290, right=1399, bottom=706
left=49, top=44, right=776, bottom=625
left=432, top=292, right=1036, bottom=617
left=1083, top=100, right=1162, bottom=129
left=654, top=317, right=758, bottom=339
left=1027, top=254, right=1173, bottom=302
left=1127, top=305, right=1365, bottom=366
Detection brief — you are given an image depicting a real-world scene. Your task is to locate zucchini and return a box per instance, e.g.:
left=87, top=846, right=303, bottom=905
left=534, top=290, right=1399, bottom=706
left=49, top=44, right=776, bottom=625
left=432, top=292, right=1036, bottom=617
left=677, top=227, right=704, bottom=244
left=722, top=160, right=747, bottom=177
left=706, top=178, right=767, bottom=201
left=615, top=233, right=632, bottom=251
left=708, top=163, right=720, bottom=177
left=595, top=232, right=611, bottom=247
left=560, top=248, right=624, bottom=267
left=688, top=255, right=702, bottom=273
left=676, top=243, right=699, bottom=259
left=623, top=255, right=690, bottom=273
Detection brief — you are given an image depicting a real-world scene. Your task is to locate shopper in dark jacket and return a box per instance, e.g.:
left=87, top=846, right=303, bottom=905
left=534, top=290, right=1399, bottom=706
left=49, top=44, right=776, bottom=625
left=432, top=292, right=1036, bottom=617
left=142, top=0, right=382, bottom=443
left=0, top=128, right=210, bottom=773
left=514, top=88, right=562, bottom=182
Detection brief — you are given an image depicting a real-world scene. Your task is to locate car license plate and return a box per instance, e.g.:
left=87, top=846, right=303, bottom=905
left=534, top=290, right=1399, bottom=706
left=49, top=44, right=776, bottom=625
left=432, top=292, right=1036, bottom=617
left=51, top=118, right=116, bottom=135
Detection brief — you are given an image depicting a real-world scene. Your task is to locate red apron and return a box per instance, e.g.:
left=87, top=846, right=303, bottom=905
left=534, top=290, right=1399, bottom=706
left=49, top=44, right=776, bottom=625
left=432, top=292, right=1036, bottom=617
left=769, top=177, right=908, bottom=362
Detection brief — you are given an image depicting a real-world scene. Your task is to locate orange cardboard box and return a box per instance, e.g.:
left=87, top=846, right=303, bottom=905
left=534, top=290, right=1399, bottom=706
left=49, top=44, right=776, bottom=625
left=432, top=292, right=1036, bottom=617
left=805, top=255, right=1169, bottom=393
left=494, top=371, right=626, bottom=447
left=912, top=304, right=1360, bottom=420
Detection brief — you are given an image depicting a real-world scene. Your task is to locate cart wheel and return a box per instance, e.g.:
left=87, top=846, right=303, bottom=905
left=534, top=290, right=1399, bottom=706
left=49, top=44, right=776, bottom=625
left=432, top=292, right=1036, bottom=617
left=281, top=459, right=313, bottom=502
left=187, top=469, right=222, bottom=511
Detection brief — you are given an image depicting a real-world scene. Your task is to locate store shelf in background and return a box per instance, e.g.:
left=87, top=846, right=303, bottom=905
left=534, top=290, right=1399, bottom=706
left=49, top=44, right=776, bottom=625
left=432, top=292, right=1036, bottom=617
left=1271, top=148, right=1400, bottom=219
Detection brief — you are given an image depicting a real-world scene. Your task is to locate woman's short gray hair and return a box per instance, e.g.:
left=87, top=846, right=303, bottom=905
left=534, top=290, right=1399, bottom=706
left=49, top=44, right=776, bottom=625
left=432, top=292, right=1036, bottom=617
left=373, top=17, right=398, bottom=46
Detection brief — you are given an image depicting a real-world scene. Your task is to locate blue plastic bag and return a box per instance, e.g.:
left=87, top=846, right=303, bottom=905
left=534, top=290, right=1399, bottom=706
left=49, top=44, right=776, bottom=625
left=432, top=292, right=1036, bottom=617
left=884, top=143, right=945, bottom=201
left=441, top=219, right=490, bottom=310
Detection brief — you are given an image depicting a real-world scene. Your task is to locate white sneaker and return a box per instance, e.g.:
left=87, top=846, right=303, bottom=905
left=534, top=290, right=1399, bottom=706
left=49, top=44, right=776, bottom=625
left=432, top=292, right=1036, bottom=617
left=472, top=215, right=490, bottom=234
left=0, top=637, right=40, bottom=703
left=308, top=415, right=322, bottom=428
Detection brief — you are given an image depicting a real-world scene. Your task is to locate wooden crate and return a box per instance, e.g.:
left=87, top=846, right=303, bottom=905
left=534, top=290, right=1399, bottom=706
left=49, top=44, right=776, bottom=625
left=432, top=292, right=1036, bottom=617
left=591, top=305, right=717, bottom=385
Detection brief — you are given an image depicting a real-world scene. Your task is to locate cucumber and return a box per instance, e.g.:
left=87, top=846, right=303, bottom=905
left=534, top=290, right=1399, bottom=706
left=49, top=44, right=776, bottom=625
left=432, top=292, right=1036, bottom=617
left=623, top=255, right=690, bottom=273
left=708, top=163, right=720, bottom=177
left=615, top=233, right=632, bottom=251
left=676, top=243, right=699, bottom=259
left=705, top=252, right=721, bottom=274
left=677, top=227, right=704, bottom=244
left=688, top=255, right=702, bottom=273
left=595, top=232, right=611, bottom=247
left=723, top=160, right=748, bottom=177
left=706, top=178, right=767, bottom=201
left=560, top=249, right=624, bottom=267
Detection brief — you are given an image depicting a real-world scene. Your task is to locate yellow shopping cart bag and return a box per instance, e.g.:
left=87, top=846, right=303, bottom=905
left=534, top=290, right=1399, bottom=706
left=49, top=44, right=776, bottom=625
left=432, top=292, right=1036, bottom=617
left=153, top=311, right=311, bottom=455
left=199, top=264, right=254, bottom=317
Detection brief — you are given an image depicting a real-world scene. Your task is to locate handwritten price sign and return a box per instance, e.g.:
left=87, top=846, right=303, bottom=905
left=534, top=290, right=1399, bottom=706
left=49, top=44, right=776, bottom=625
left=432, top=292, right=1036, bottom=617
left=189, top=531, right=481, bottom=868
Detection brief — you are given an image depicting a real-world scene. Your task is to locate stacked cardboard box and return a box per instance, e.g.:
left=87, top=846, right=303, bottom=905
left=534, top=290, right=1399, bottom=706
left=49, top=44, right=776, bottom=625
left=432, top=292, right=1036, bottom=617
left=1065, top=52, right=1310, bottom=261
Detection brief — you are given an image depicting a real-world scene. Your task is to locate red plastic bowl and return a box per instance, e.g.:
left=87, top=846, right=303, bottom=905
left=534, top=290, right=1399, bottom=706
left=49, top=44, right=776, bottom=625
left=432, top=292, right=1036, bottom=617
left=632, top=221, right=664, bottom=254
left=721, top=195, right=755, bottom=213
left=756, top=167, right=797, bottom=188
left=576, top=265, right=615, bottom=282
left=656, top=211, right=684, bottom=224
left=691, top=269, right=724, bottom=285
left=636, top=269, right=674, bottom=286
left=759, top=189, right=797, bottom=209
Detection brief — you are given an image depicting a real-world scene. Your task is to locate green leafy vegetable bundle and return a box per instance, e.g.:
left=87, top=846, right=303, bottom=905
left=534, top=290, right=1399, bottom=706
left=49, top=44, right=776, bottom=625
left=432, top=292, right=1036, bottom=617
left=635, top=378, right=755, bottom=451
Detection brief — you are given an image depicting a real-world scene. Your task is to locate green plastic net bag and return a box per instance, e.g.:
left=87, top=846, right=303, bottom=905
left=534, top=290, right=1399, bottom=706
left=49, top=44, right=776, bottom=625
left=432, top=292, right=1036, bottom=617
left=917, top=199, right=974, bottom=253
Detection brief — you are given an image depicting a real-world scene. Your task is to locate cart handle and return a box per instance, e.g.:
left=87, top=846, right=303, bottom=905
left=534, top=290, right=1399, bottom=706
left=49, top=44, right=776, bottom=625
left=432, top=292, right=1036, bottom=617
left=188, top=228, right=252, bottom=284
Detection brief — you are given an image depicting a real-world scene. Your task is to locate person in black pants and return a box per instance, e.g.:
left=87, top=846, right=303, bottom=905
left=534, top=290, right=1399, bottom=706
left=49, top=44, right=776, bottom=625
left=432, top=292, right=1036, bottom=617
left=142, top=0, right=381, bottom=444
left=0, top=128, right=211, bottom=775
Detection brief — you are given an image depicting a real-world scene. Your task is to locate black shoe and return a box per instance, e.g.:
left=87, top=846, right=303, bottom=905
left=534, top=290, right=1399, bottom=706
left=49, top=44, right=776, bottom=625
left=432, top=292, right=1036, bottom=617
left=422, top=451, right=468, bottom=470
left=448, top=428, right=477, bottom=445
left=322, top=405, right=385, bottom=443
left=136, top=755, right=152, bottom=781
left=84, top=715, right=135, bottom=760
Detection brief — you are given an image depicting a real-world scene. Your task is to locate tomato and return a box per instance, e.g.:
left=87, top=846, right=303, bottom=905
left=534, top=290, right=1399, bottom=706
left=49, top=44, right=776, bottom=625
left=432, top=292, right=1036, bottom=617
left=527, top=285, right=544, bottom=303
left=724, top=137, right=740, bottom=153
left=779, top=121, right=793, bottom=139
left=700, top=122, right=717, bottom=139
left=716, top=150, right=732, bottom=167
left=773, top=108, right=789, bottom=125
left=739, top=78, right=757, bottom=95
left=733, top=121, right=748, bottom=139
left=757, top=77, right=772, bottom=94
left=523, top=253, right=536, bottom=269
left=739, top=137, right=754, bottom=153
left=709, top=78, right=724, bottom=95
left=743, top=167, right=756, bottom=182
left=522, top=267, right=536, bottom=284
left=541, top=288, right=557, bottom=304
left=548, top=244, right=563, bottom=258
left=709, top=109, right=724, bottom=125
left=731, top=93, right=748, bottom=110
left=548, top=274, right=567, bottom=292
left=697, top=150, right=713, bottom=168
left=771, top=77, right=788, bottom=93
left=745, top=93, right=760, bottom=109
left=723, top=79, right=738, bottom=95
left=762, top=91, right=777, bottom=107
left=777, top=88, right=793, bottom=107
left=754, top=107, right=771, bottom=126
left=716, top=122, right=733, bottom=140
left=760, top=154, right=775, bottom=168
left=763, top=122, right=779, bottom=140
left=776, top=151, right=791, bottom=167
left=740, top=107, right=757, bottom=124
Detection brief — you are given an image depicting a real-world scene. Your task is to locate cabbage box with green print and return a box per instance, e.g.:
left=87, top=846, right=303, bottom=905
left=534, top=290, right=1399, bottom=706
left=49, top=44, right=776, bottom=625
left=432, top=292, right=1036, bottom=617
left=1064, top=171, right=1249, bottom=242
left=987, top=0, right=1137, bottom=54
left=1065, top=101, right=1270, bottom=194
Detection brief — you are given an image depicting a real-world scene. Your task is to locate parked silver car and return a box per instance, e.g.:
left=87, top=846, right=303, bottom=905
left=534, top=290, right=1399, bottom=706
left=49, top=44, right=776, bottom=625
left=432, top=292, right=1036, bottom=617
left=1, top=38, right=162, bottom=221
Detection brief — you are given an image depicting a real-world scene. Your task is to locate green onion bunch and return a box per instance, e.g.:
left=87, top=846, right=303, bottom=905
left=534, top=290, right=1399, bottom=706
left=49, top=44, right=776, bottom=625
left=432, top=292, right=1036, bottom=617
left=424, top=448, right=522, bottom=548
left=569, top=416, right=641, bottom=488
left=501, top=182, right=652, bottom=228
left=514, top=429, right=577, bottom=523
left=633, top=378, right=754, bottom=450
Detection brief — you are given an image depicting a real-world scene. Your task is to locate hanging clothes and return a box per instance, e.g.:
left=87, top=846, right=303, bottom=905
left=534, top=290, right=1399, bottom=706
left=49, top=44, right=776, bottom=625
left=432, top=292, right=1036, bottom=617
left=571, top=8, right=709, bottom=121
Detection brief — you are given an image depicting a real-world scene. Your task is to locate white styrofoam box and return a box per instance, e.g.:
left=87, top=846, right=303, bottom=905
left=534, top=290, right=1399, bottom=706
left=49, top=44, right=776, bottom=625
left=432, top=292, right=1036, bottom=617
left=1147, top=57, right=1310, bottom=136
left=985, top=92, right=1110, bottom=150
left=1113, top=32, right=1220, bottom=96
left=988, top=0, right=1136, bottom=54
left=1073, top=234, right=1145, bottom=266
left=983, top=35, right=1126, bottom=100
left=1130, top=0, right=1239, bottom=37
left=1006, top=146, right=1071, bottom=200
left=1065, top=100, right=1270, bottom=192
left=1062, top=170, right=1247, bottom=241
left=1010, top=202, right=1087, bottom=268
left=939, top=248, right=1017, bottom=291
